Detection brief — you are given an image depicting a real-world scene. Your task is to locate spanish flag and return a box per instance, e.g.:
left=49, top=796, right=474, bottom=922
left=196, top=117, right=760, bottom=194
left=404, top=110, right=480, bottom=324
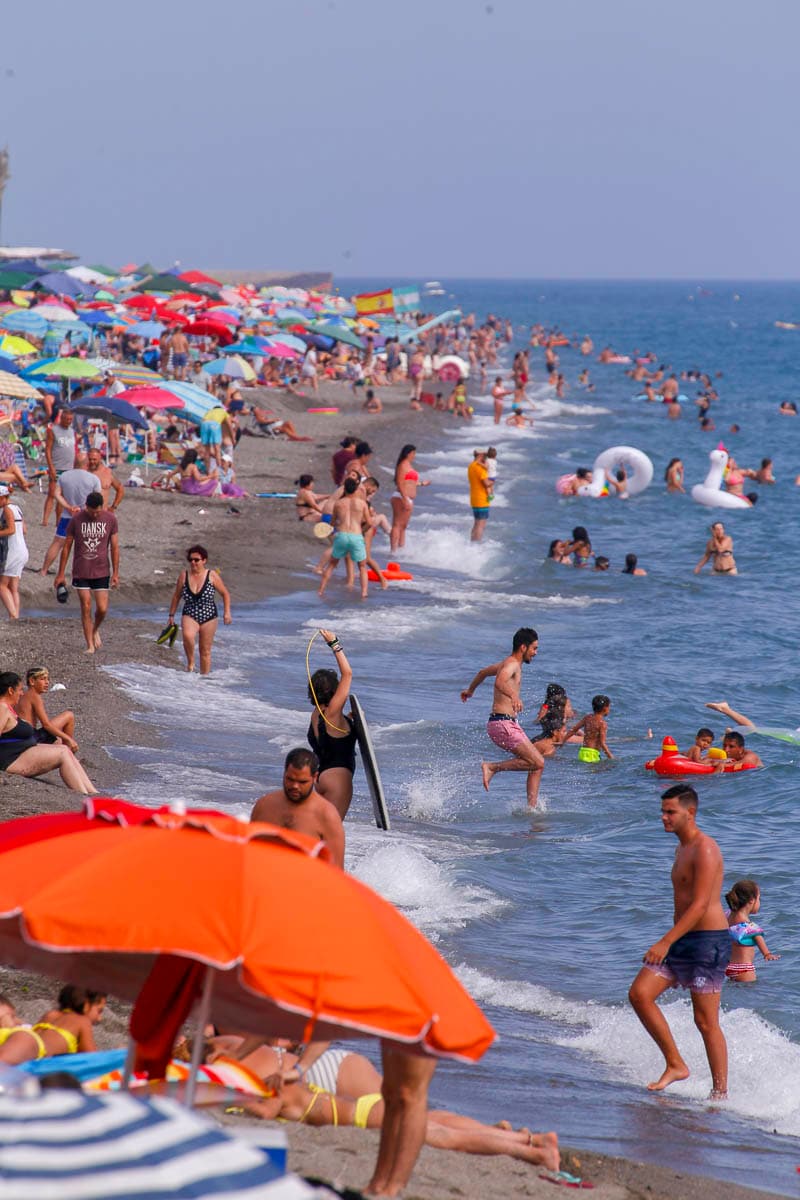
left=355, top=289, right=395, bottom=316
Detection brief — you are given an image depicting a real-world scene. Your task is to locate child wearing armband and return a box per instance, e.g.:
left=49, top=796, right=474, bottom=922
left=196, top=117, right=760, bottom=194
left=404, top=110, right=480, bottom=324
left=726, top=879, right=780, bottom=982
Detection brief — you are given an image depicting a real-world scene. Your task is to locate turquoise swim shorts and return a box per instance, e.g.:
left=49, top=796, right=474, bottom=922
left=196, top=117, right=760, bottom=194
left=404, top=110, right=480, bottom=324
left=332, top=531, right=367, bottom=563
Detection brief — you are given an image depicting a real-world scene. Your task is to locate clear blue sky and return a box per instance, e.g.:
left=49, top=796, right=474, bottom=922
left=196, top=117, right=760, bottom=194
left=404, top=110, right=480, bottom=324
left=1, top=0, right=797, bottom=278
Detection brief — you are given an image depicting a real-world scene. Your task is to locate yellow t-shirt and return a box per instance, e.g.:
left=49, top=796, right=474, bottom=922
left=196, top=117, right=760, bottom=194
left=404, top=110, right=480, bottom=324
left=468, top=460, right=489, bottom=507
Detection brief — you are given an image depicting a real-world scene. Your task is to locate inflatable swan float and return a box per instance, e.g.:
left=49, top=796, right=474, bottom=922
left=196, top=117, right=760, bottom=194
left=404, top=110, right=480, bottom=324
left=557, top=446, right=654, bottom=498
left=691, top=447, right=751, bottom=510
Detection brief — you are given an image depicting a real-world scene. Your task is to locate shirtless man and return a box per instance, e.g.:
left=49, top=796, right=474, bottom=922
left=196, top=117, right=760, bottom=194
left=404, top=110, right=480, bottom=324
left=318, top=477, right=371, bottom=600
left=714, top=730, right=763, bottom=771
left=491, top=377, right=508, bottom=425
left=86, top=448, right=124, bottom=512
left=170, top=327, right=190, bottom=380
left=250, top=747, right=345, bottom=869
left=628, top=784, right=730, bottom=1099
left=460, top=628, right=545, bottom=809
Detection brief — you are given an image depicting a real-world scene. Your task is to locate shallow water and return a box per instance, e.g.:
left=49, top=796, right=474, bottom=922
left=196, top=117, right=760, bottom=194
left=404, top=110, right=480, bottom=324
left=111, top=281, right=800, bottom=1194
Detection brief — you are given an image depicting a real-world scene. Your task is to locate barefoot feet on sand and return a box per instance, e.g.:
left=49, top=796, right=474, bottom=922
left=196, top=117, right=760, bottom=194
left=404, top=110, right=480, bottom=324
left=647, top=1064, right=690, bottom=1091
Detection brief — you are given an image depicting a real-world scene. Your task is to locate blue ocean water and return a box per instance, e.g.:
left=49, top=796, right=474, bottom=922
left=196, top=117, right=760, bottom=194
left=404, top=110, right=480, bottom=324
left=111, top=280, right=800, bottom=1194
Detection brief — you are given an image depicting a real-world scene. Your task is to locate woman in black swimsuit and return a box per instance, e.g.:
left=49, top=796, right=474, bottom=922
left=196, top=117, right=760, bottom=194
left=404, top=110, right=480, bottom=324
left=0, top=672, right=95, bottom=793
left=307, top=629, right=357, bottom=819
left=294, top=475, right=327, bottom=523
left=167, top=545, right=232, bottom=675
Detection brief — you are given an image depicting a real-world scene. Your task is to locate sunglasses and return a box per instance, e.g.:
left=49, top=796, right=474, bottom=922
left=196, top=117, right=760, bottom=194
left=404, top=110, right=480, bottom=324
left=188, top=556, right=204, bottom=563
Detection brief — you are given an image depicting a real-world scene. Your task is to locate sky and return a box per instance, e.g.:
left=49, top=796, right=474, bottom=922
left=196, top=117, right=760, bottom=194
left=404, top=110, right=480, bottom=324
left=1, top=0, right=798, bottom=279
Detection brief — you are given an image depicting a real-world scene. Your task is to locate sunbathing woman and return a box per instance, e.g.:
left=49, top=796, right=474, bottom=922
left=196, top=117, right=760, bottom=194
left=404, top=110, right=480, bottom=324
left=0, top=985, right=105, bottom=1065
left=0, top=671, right=94, bottom=792
left=205, top=1034, right=382, bottom=1099
left=294, top=474, right=328, bottom=522
left=236, top=1075, right=559, bottom=1172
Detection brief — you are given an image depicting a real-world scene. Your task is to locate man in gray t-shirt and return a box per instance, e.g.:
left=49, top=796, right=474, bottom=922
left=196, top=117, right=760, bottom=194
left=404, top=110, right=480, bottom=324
left=38, top=468, right=102, bottom=576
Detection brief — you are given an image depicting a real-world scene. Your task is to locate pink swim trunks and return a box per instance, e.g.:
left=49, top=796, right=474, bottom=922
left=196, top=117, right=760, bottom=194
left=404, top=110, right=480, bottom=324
left=486, top=717, right=528, bottom=752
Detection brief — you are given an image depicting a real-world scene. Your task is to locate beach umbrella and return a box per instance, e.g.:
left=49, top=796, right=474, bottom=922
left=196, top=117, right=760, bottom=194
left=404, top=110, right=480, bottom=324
left=85, top=359, right=164, bottom=386
left=32, top=302, right=78, bottom=323
left=0, top=310, right=48, bottom=337
left=156, top=380, right=218, bottom=424
left=128, top=320, right=165, bottom=338
left=264, top=333, right=306, bottom=352
left=115, top=386, right=185, bottom=411
left=0, top=355, right=20, bottom=375
left=275, top=307, right=313, bottom=324
left=68, top=396, right=150, bottom=431
left=307, top=321, right=364, bottom=349
left=28, top=358, right=101, bottom=380
left=187, top=319, right=235, bottom=345
left=202, top=356, right=254, bottom=380
left=136, top=274, right=193, bottom=294
left=0, top=372, right=41, bottom=400
left=0, top=335, right=39, bottom=358
left=123, top=294, right=164, bottom=312
left=32, top=271, right=93, bottom=299
left=204, top=307, right=241, bottom=324
left=262, top=342, right=300, bottom=359
left=0, top=797, right=495, bottom=1081
left=178, top=269, right=222, bottom=287
left=0, top=1087, right=299, bottom=1198
left=78, top=310, right=119, bottom=327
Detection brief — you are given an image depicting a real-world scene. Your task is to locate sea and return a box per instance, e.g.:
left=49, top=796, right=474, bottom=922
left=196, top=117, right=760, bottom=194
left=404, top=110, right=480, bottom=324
left=109, top=280, right=800, bottom=1194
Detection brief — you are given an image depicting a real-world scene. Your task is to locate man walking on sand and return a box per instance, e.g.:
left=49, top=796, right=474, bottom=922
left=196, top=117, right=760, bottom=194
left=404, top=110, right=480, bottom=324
left=460, top=627, right=545, bottom=808
left=318, top=477, right=371, bottom=600
left=628, top=783, right=730, bottom=1099
left=250, top=747, right=344, bottom=869
left=54, top=491, right=119, bottom=654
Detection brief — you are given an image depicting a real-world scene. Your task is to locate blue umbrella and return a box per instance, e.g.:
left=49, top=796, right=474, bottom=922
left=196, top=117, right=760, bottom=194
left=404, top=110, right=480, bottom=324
left=78, top=310, right=119, bottom=327
left=128, top=319, right=165, bottom=338
left=275, top=307, right=313, bottom=323
left=0, top=310, right=48, bottom=337
left=263, top=333, right=307, bottom=352
left=0, top=354, right=20, bottom=375
left=203, top=356, right=248, bottom=378
left=69, top=396, right=150, bottom=431
left=33, top=271, right=95, bottom=299
left=158, top=380, right=218, bottom=424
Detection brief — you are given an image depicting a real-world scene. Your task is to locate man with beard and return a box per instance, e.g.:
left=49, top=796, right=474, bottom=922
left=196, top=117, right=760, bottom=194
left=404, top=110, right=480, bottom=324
left=250, top=747, right=345, bottom=869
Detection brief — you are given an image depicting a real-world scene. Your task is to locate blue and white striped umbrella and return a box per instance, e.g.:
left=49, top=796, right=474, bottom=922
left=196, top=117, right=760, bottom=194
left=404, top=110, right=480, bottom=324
left=0, top=1087, right=307, bottom=1199
left=0, top=310, right=49, bottom=337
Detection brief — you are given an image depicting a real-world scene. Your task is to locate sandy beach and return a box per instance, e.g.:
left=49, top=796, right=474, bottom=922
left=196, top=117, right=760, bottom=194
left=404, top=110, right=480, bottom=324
left=0, top=378, right=788, bottom=1198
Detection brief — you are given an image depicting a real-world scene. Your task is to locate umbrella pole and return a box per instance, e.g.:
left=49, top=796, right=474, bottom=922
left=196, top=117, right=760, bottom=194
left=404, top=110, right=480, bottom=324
left=185, top=966, right=215, bottom=1108
left=121, top=1038, right=136, bottom=1090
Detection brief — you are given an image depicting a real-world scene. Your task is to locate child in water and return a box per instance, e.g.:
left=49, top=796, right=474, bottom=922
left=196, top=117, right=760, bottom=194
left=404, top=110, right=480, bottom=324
left=686, top=726, right=715, bottom=763
left=566, top=695, right=614, bottom=762
left=726, top=879, right=780, bottom=982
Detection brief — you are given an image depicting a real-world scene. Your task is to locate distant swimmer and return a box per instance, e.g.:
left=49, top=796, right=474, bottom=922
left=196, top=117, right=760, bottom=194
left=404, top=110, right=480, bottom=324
left=565, top=694, right=613, bottom=762
left=694, top=522, right=736, bottom=576
left=664, top=458, right=685, bottom=493
left=580, top=335, right=593, bottom=356
left=460, top=627, right=545, bottom=809
left=628, top=783, right=730, bottom=1099
left=492, top=377, right=509, bottom=424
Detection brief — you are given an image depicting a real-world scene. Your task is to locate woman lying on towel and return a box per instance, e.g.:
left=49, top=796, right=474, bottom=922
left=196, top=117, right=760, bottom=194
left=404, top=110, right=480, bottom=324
left=0, top=985, right=106, bottom=1064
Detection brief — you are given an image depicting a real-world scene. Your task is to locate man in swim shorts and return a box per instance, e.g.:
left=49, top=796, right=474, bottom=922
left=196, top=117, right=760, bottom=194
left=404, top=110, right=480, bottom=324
left=628, top=784, right=730, bottom=1099
left=460, top=627, right=546, bottom=808
left=468, top=450, right=491, bottom=542
left=251, top=747, right=344, bottom=870
left=318, top=477, right=371, bottom=600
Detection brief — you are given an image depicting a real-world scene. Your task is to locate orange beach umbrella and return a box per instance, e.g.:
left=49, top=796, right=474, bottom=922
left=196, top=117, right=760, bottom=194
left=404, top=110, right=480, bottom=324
left=0, top=800, right=494, bottom=1073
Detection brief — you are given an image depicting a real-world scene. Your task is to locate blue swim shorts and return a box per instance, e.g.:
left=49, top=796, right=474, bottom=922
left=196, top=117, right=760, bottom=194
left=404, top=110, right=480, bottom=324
left=56, top=514, right=71, bottom=538
left=200, top=421, right=222, bottom=446
left=472, top=507, right=490, bottom=520
left=332, top=531, right=367, bottom=563
left=646, top=929, right=730, bottom=995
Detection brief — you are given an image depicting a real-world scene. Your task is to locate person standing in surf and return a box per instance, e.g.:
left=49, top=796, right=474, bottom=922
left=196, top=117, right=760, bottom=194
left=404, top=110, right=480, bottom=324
left=628, top=784, right=730, bottom=1099
left=460, top=628, right=545, bottom=808
left=307, top=629, right=358, bottom=820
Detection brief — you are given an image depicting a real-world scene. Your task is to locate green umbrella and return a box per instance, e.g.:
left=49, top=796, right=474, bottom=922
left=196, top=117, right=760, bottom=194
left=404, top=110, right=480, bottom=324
left=95, top=289, right=116, bottom=301
left=0, top=271, right=36, bottom=290
left=307, top=321, right=364, bottom=349
left=135, top=274, right=188, bottom=294
left=29, top=358, right=102, bottom=379
left=89, top=264, right=118, bottom=278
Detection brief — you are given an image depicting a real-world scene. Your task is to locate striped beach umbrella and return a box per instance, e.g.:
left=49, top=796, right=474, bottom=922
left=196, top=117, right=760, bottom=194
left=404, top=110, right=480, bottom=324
left=0, top=1087, right=304, bottom=1199
left=85, top=359, right=164, bottom=386
left=0, top=310, right=48, bottom=337
left=0, top=371, right=42, bottom=400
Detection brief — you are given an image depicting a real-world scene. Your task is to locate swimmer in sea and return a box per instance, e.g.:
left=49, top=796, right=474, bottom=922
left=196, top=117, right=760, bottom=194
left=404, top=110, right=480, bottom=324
left=491, top=377, right=509, bottom=425
left=779, top=400, right=797, bottom=415
left=460, top=628, right=545, bottom=809
left=755, top=458, right=775, bottom=484
left=713, top=730, right=763, bottom=771
left=547, top=539, right=572, bottom=565
left=694, top=522, right=736, bottom=576
left=622, top=553, right=646, bottom=576
left=566, top=525, right=593, bottom=567
left=704, top=700, right=755, bottom=727
left=665, top=458, right=685, bottom=493
left=565, top=694, right=613, bottom=762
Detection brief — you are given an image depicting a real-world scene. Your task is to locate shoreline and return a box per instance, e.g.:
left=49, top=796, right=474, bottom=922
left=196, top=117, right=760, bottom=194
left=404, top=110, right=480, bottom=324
left=0, top=378, right=790, bottom=1198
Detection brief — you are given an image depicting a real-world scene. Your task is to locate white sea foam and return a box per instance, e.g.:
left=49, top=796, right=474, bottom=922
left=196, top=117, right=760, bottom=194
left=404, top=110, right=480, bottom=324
left=457, top=964, right=800, bottom=1136
left=351, top=842, right=507, bottom=938
left=397, top=528, right=509, bottom=578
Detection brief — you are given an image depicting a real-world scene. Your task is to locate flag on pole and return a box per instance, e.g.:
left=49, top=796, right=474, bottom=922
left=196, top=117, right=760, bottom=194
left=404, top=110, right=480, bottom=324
left=393, top=286, right=420, bottom=313
left=354, top=289, right=395, bottom=316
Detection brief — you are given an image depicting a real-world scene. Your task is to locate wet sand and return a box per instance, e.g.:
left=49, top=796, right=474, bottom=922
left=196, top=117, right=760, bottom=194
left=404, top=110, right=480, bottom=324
left=0, top=379, right=787, bottom=1197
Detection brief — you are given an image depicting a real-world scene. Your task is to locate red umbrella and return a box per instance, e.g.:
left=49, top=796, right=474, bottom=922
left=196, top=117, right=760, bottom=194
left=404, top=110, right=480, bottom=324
left=164, top=293, right=208, bottom=307
left=123, top=295, right=166, bottom=312
left=179, top=270, right=222, bottom=287
left=187, top=320, right=235, bottom=345
left=204, top=308, right=240, bottom=326
left=115, top=386, right=185, bottom=411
